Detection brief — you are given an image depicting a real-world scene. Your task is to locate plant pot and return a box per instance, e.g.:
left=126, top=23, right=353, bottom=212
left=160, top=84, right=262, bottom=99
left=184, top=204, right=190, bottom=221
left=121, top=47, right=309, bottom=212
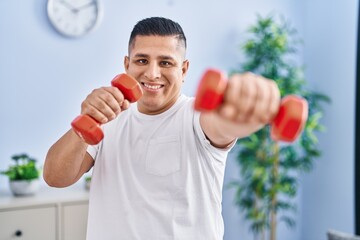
left=85, top=179, right=91, bottom=191
left=9, top=179, right=40, bottom=196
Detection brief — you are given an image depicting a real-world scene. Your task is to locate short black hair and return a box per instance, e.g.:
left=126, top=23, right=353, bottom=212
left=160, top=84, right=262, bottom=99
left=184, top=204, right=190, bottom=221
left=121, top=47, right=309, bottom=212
left=128, top=17, right=187, bottom=50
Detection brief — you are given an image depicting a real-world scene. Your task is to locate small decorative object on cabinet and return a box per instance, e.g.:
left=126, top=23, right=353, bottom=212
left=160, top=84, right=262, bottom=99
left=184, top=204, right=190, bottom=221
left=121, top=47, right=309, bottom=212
left=84, top=175, right=92, bottom=190
left=1, top=153, right=41, bottom=196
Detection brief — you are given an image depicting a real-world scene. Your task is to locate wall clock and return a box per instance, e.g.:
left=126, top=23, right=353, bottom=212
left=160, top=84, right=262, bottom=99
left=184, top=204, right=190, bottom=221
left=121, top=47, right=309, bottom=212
left=47, top=0, right=103, bottom=38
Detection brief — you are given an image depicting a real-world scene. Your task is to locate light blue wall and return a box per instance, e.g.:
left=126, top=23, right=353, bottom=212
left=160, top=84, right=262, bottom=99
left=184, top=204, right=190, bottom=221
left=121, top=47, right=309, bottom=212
left=0, top=0, right=356, bottom=239
left=301, top=0, right=358, bottom=239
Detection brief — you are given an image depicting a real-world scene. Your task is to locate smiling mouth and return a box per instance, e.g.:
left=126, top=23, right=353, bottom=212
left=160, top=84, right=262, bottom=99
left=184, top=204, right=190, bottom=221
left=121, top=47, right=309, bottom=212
left=142, top=82, right=164, bottom=90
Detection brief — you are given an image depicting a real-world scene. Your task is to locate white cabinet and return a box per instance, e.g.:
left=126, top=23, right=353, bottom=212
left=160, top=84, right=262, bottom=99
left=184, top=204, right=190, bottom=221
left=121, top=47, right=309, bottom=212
left=0, top=206, right=56, bottom=240
left=61, top=202, right=89, bottom=240
left=0, top=184, right=89, bottom=240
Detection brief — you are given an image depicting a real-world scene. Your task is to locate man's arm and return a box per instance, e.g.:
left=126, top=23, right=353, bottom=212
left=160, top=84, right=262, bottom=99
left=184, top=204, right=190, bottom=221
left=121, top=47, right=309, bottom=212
left=43, top=86, right=130, bottom=187
left=200, top=72, right=280, bottom=148
left=43, top=129, right=94, bottom=187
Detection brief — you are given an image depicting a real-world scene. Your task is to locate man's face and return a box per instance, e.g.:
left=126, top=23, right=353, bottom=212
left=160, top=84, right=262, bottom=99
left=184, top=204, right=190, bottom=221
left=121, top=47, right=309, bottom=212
left=124, top=35, right=189, bottom=115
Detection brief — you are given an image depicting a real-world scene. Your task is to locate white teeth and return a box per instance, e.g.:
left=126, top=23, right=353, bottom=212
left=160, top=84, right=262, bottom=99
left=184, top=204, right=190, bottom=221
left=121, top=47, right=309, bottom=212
left=143, top=83, right=162, bottom=90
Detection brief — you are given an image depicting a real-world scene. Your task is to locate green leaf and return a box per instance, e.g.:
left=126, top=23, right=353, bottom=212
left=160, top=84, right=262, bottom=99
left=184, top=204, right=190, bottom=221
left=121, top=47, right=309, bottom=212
left=1, top=153, right=40, bottom=181
left=280, top=216, right=296, bottom=228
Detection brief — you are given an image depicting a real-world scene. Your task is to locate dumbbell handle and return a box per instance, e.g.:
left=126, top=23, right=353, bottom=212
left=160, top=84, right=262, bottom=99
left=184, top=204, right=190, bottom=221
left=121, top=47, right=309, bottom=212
left=71, top=74, right=142, bottom=145
left=194, top=69, right=308, bottom=142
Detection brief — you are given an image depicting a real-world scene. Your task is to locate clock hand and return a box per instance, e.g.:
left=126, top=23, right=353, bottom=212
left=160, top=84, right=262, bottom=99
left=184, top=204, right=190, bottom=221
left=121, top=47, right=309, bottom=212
left=58, top=0, right=77, bottom=12
left=76, top=1, right=95, bottom=11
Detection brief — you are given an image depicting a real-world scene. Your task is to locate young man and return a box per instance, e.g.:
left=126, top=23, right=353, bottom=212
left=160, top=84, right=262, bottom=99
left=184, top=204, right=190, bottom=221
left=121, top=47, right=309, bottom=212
left=44, top=17, right=280, bottom=239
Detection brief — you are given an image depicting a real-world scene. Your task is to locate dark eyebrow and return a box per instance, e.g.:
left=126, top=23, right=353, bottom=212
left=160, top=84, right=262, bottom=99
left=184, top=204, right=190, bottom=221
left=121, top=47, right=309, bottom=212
left=133, top=53, right=149, bottom=58
left=132, top=53, right=176, bottom=61
left=158, top=55, right=175, bottom=60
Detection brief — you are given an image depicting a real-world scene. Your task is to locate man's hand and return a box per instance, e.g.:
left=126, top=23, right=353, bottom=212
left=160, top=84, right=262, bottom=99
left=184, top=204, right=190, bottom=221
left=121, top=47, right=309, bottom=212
left=217, top=72, right=281, bottom=125
left=199, top=71, right=281, bottom=148
left=81, top=86, right=130, bottom=124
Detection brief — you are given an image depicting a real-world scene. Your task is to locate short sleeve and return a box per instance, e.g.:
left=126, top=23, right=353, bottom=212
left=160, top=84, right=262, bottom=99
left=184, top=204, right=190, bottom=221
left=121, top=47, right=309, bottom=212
left=87, top=143, right=99, bottom=160
left=193, top=111, right=236, bottom=162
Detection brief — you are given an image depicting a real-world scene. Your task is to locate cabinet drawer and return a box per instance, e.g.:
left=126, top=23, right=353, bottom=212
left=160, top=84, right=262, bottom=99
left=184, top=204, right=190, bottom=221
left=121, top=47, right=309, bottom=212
left=0, top=206, right=56, bottom=240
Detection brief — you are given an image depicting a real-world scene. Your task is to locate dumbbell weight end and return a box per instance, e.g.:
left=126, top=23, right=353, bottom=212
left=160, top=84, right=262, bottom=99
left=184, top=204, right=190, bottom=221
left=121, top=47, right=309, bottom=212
left=71, top=115, right=103, bottom=145
left=270, top=95, right=308, bottom=142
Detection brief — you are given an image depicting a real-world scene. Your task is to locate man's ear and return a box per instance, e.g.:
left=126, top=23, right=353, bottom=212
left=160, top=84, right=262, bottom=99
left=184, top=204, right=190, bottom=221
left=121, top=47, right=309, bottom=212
left=124, top=56, right=130, bottom=72
left=182, top=59, right=189, bottom=77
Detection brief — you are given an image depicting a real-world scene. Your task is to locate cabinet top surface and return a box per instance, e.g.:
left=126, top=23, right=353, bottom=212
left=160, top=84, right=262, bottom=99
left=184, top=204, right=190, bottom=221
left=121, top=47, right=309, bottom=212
left=0, top=182, right=89, bottom=209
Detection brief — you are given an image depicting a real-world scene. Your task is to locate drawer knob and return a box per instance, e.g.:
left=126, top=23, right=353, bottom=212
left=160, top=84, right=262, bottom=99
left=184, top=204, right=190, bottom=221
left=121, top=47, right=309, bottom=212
left=14, top=230, right=22, bottom=237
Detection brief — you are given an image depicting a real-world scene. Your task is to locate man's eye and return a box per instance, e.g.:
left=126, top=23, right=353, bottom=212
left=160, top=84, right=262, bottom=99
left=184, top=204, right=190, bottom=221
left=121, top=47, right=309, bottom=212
left=137, top=59, right=148, bottom=64
left=160, top=61, right=172, bottom=67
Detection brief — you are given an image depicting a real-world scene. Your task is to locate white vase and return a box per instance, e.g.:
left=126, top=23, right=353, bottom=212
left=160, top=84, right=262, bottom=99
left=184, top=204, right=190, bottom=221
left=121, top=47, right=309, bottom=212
left=9, top=179, right=40, bottom=196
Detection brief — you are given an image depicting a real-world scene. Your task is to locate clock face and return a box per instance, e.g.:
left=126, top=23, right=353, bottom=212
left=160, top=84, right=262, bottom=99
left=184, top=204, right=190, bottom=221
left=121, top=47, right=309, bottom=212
left=47, top=0, right=102, bottom=38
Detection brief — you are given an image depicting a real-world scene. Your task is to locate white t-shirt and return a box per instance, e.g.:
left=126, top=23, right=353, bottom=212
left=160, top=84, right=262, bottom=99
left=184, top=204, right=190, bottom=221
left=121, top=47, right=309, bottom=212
left=86, top=95, right=234, bottom=240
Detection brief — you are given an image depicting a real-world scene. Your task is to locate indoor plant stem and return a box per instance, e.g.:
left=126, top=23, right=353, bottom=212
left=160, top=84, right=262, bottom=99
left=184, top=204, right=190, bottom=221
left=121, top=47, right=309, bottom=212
left=270, top=142, right=280, bottom=240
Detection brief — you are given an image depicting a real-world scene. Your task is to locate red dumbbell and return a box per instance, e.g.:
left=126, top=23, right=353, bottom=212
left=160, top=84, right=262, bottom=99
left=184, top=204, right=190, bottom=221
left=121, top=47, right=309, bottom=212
left=71, top=73, right=143, bottom=145
left=194, top=69, right=308, bottom=142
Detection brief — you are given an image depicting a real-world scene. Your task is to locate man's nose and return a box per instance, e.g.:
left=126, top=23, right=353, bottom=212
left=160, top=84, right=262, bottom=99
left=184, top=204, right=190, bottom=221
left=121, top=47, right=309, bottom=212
left=144, top=63, right=161, bottom=80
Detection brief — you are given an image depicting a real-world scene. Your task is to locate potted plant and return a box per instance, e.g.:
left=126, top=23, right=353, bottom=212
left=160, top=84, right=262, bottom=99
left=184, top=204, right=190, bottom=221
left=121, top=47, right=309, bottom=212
left=229, top=14, right=330, bottom=240
left=1, top=153, right=41, bottom=196
left=84, top=175, right=91, bottom=190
